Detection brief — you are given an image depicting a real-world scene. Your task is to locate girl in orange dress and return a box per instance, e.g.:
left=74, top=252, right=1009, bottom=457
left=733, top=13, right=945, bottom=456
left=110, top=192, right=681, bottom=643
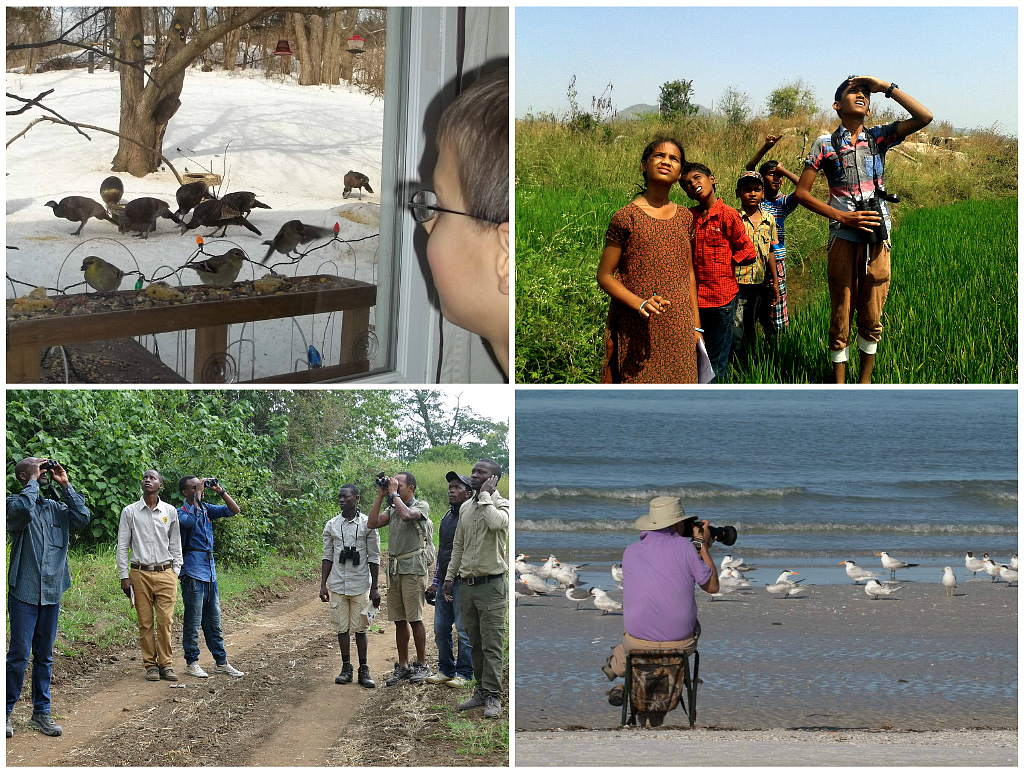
left=598, top=138, right=702, bottom=383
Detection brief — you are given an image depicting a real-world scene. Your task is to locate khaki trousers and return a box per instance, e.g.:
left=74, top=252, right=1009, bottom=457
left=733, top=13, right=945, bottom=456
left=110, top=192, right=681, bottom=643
left=827, top=238, right=891, bottom=355
left=603, top=624, right=701, bottom=681
left=131, top=567, right=178, bottom=668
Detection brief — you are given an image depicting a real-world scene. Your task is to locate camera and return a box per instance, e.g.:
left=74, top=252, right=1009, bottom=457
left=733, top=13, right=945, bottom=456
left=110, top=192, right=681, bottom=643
left=203, top=478, right=220, bottom=489
left=375, top=472, right=390, bottom=491
left=683, top=516, right=738, bottom=547
left=337, top=546, right=360, bottom=566
left=39, top=459, right=59, bottom=473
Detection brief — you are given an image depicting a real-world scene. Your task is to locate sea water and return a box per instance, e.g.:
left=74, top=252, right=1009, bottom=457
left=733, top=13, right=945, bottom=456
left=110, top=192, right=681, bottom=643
left=516, top=389, right=1018, bottom=587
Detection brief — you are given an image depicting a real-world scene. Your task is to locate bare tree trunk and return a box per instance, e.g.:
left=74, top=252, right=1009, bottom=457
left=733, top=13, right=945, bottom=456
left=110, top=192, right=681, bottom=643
left=110, top=7, right=151, bottom=174
left=221, top=7, right=239, bottom=70
left=322, top=10, right=341, bottom=85
left=291, top=13, right=315, bottom=86
left=309, top=13, right=324, bottom=85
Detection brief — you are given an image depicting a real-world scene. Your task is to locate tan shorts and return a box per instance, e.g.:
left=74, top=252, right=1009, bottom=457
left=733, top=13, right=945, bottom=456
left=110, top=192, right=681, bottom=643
left=603, top=624, right=701, bottom=681
left=329, top=589, right=371, bottom=634
left=387, top=572, right=426, bottom=623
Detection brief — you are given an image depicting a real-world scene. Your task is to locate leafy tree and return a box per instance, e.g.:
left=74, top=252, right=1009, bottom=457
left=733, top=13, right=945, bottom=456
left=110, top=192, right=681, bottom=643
left=659, top=79, right=699, bottom=118
left=766, top=80, right=817, bottom=118
left=720, top=86, right=751, bottom=125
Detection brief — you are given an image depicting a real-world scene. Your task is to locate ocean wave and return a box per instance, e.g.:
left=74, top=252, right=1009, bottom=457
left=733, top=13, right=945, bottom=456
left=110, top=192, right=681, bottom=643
left=515, top=519, right=1017, bottom=535
left=515, top=486, right=805, bottom=503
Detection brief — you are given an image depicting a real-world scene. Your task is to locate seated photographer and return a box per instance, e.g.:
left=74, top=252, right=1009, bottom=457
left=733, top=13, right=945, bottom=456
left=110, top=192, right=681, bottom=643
left=367, top=472, right=433, bottom=686
left=177, top=476, right=245, bottom=678
left=321, top=484, right=380, bottom=688
left=603, top=496, right=719, bottom=723
left=7, top=459, right=90, bottom=739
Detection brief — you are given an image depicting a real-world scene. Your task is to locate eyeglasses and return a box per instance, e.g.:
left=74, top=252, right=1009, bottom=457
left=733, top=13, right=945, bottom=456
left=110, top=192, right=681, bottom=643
left=408, top=190, right=502, bottom=225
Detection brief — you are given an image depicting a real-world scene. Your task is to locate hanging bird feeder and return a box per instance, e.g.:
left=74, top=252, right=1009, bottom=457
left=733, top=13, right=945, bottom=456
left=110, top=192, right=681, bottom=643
left=345, top=34, right=365, bottom=54
left=273, top=40, right=292, bottom=56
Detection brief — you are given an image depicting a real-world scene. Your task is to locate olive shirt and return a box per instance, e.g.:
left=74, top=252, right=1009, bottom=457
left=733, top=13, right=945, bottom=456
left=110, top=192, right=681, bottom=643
left=444, top=490, right=510, bottom=581
left=383, top=496, right=431, bottom=576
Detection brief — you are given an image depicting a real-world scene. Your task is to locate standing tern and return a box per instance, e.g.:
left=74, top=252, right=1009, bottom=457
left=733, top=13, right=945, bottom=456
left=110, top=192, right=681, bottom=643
left=964, top=552, right=985, bottom=578
left=864, top=579, right=901, bottom=600
left=876, top=551, right=919, bottom=581
left=611, top=563, right=623, bottom=586
left=982, top=556, right=1004, bottom=582
left=998, top=566, right=1018, bottom=586
left=941, top=567, right=957, bottom=597
left=840, top=560, right=880, bottom=584
left=565, top=586, right=592, bottom=610
left=590, top=588, right=622, bottom=615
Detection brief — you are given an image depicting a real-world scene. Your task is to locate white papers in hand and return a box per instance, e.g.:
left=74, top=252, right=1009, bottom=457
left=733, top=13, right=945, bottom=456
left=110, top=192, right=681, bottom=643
left=697, top=338, right=714, bottom=384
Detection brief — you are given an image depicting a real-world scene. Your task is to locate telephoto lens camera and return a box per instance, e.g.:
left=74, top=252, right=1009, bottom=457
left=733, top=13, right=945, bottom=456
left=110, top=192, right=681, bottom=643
left=338, top=546, right=360, bottom=566
left=375, top=472, right=390, bottom=490
left=683, top=516, right=738, bottom=548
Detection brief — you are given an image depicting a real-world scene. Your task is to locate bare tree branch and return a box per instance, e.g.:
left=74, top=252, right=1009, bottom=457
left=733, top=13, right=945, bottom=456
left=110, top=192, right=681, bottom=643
left=5, top=89, right=54, bottom=115
left=6, top=90, right=89, bottom=141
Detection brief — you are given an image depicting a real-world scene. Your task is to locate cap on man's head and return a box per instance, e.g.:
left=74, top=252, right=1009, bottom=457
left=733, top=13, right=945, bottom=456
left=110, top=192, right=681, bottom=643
left=634, top=496, right=688, bottom=531
left=445, top=471, right=472, bottom=489
left=736, top=170, right=763, bottom=191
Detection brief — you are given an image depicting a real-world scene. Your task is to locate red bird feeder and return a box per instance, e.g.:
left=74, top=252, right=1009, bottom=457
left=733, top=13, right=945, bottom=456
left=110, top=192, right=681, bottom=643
left=273, top=40, right=292, bottom=56
left=345, top=34, right=365, bottom=54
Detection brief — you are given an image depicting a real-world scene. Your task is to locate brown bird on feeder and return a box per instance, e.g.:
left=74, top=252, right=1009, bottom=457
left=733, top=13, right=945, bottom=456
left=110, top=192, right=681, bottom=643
left=179, top=198, right=262, bottom=238
left=174, top=181, right=214, bottom=217
left=116, top=197, right=184, bottom=238
left=343, top=171, right=373, bottom=199
left=260, top=220, right=334, bottom=263
left=44, top=196, right=117, bottom=236
left=219, top=191, right=271, bottom=218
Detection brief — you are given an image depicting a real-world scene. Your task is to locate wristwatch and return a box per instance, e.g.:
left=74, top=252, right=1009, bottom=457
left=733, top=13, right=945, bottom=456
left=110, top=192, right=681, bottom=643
left=885, top=82, right=898, bottom=98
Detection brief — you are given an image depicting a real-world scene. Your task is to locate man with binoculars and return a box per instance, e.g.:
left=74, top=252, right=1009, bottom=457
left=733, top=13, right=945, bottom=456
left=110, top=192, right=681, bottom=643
left=177, top=475, right=245, bottom=678
left=321, top=483, right=381, bottom=688
left=7, top=458, right=90, bottom=738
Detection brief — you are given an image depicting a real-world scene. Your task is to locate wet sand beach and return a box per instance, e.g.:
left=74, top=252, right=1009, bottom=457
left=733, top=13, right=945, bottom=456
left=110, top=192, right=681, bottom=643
left=515, top=580, right=1017, bottom=731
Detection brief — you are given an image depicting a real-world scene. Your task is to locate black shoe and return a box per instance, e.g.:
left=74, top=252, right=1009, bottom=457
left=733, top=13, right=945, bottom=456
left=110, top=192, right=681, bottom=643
left=409, top=661, right=431, bottom=684
left=28, top=712, right=62, bottom=737
left=6, top=714, right=12, bottom=738
left=385, top=663, right=412, bottom=687
left=335, top=662, right=354, bottom=685
left=358, top=664, right=376, bottom=688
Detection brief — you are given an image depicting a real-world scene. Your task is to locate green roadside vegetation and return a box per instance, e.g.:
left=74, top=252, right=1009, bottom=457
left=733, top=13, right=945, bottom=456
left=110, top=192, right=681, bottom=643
left=516, top=110, right=1018, bottom=383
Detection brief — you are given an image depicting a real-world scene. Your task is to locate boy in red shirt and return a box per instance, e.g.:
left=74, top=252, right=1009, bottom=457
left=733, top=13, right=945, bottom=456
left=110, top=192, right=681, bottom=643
left=680, top=163, right=756, bottom=383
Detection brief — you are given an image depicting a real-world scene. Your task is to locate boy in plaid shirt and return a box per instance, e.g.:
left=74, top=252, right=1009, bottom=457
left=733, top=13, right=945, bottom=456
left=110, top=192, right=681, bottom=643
left=681, top=163, right=756, bottom=383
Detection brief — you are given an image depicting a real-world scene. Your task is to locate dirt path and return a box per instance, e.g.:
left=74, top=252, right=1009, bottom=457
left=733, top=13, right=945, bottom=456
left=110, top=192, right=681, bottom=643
left=5, top=577, right=505, bottom=767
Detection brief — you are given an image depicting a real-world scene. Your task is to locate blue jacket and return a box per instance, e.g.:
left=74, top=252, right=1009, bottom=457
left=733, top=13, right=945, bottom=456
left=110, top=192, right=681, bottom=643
left=176, top=499, right=235, bottom=582
left=6, top=479, right=91, bottom=605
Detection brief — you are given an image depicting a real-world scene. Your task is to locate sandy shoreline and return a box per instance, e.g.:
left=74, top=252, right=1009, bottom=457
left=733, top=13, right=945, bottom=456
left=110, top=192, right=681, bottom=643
left=515, top=580, right=1017, bottom=731
left=514, top=728, right=1018, bottom=766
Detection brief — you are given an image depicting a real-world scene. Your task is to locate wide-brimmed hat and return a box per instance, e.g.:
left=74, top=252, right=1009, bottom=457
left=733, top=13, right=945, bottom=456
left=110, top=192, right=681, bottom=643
left=635, top=496, right=688, bottom=531
left=445, top=471, right=472, bottom=488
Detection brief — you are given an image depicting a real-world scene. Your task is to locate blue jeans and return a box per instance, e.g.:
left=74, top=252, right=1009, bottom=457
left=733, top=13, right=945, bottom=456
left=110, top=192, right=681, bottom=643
left=180, top=575, right=227, bottom=665
left=7, top=596, right=60, bottom=715
left=700, top=294, right=739, bottom=383
left=434, top=581, right=473, bottom=679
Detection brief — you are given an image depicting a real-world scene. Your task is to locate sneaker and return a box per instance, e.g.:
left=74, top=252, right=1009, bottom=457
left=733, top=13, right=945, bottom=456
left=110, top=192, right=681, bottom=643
left=213, top=662, right=245, bottom=677
left=335, top=662, right=354, bottom=685
left=185, top=661, right=209, bottom=678
left=483, top=695, right=503, bottom=718
left=446, top=675, right=471, bottom=689
left=357, top=664, right=376, bottom=689
left=6, top=714, right=12, bottom=738
left=409, top=661, right=432, bottom=683
left=146, top=666, right=161, bottom=681
left=28, top=712, right=63, bottom=737
left=385, top=663, right=412, bottom=687
left=458, top=689, right=486, bottom=711
left=159, top=667, right=179, bottom=682
left=425, top=671, right=452, bottom=685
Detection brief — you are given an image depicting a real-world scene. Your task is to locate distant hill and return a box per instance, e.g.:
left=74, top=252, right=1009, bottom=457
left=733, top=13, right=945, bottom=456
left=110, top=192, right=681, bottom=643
left=616, top=102, right=714, bottom=119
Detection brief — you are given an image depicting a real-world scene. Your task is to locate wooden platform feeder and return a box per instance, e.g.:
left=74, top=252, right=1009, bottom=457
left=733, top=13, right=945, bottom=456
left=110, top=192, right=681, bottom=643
left=181, top=172, right=223, bottom=188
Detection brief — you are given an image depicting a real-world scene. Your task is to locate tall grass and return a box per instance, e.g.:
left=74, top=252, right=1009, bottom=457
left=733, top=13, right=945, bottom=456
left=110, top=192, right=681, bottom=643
left=516, top=115, right=1018, bottom=383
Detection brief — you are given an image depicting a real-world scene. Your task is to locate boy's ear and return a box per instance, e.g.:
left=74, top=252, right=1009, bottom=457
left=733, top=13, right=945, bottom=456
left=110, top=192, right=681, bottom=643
left=496, top=222, right=510, bottom=296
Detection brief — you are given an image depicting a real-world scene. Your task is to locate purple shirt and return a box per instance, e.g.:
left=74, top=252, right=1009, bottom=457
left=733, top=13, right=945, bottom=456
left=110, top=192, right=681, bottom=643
left=622, top=527, right=713, bottom=641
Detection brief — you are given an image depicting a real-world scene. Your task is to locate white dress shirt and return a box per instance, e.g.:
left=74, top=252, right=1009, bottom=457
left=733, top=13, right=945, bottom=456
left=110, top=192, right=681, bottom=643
left=116, top=497, right=183, bottom=579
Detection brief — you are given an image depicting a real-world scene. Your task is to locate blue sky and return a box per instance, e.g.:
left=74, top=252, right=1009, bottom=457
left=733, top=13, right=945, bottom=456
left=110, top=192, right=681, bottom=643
left=515, top=7, right=1018, bottom=134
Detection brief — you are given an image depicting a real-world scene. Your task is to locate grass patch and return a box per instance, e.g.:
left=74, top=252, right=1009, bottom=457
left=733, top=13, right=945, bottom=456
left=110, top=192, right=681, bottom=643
left=516, top=115, right=1018, bottom=383
left=432, top=703, right=510, bottom=756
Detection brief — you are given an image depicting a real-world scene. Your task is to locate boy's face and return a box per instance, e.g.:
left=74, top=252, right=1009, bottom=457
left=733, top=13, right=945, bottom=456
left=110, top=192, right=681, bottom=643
left=835, top=85, right=871, bottom=119
left=422, top=144, right=510, bottom=340
left=737, top=182, right=763, bottom=210
left=762, top=168, right=784, bottom=197
left=681, top=171, right=715, bottom=203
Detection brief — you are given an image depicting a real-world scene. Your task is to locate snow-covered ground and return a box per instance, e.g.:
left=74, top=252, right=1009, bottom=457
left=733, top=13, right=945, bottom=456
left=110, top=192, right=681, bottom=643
left=6, top=68, right=385, bottom=381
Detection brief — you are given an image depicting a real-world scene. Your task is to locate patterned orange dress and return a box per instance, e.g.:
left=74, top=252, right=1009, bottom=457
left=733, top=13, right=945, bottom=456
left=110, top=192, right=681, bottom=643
left=600, top=202, right=698, bottom=383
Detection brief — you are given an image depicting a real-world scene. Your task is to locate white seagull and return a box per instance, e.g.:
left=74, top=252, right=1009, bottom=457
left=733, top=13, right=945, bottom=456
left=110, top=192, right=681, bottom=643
left=840, top=560, right=880, bottom=584
left=551, top=564, right=580, bottom=588
left=765, top=581, right=806, bottom=599
left=864, top=579, right=901, bottom=600
left=965, top=552, right=985, bottom=578
left=565, top=586, right=592, bottom=611
left=536, top=556, right=559, bottom=580
left=941, top=566, right=957, bottom=597
left=590, top=587, right=622, bottom=615
left=520, top=573, right=557, bottom=595
left=611, top=563, right=623, bottom=586
left=514, top=554, right=534, bottom=575
left=998, top=566, right=1018, bottom=586
left=876, top=551, right=920, bottom=581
